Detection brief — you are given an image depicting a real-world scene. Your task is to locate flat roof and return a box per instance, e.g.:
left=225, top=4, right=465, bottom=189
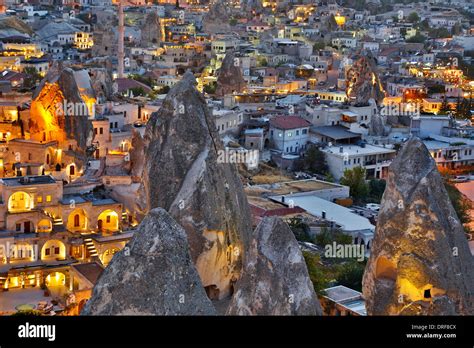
left=324, top=285, right=363, bottom=303
left=1, top=175, right=57, bottom=187
left=248, top=179, right=339, bottom=196
left=312, top=125, right=361, bottom=140
left=322, top=144, right=395, bottom=157
left=270, top=194, right=374, bottom=232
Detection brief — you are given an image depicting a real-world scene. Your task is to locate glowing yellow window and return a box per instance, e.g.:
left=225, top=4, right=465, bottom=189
left=46, top=195, right=52, bottom=202
left=37, top=196, right=43, bottom=203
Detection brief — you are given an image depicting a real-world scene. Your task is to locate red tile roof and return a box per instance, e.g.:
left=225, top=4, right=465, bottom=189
left=115, top=78, right=152, bottom=94
left=270, top=116, right=311, bottom=130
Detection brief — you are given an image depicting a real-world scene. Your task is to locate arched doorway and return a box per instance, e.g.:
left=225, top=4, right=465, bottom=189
left=41, top=240, right=66, bottom=261
left=8, top=191, right=33, bottom=212
left=97, top=209, right=119, bottom=232
left=69, top=165, right=75, bottom=175
left=37, top=219, right=52, bottom=233
left=45, top=272, right=66, bottom=287
left=67, top=208, right=88, bottom=232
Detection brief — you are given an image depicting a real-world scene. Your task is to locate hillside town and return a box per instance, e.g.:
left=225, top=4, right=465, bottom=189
left=0, top=0, right=473, bottom=317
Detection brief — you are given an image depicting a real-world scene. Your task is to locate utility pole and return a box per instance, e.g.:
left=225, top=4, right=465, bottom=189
left=117, top=0, right=125, bottom=79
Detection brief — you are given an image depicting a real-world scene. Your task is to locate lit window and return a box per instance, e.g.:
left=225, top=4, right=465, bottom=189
left=46, top=195, right=52, bottom=202
left=37, top=196, right=43, bottom=203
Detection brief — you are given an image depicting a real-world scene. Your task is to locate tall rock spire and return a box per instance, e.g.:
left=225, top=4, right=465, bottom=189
left=141, top=70, right=253, bottom=300
left=363, top=137, right=474, bottom=315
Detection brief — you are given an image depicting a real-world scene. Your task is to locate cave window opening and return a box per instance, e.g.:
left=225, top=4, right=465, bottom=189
left=424, top=288, right=431, bottom=299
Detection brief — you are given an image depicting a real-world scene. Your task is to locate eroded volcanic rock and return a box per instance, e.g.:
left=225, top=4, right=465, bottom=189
left=82, top=208, right=216, bottom=315
left=30, top=61, right=94, bottom=151
left=215, top=50, right=246, bottom=97
left=227, top=217, right=322, bottom=315
left=362, top=137, right=474, bottom=315
left=141, top=71, right=252, bottom=299
left=141, top=11, right=161, bottom=46
left=346, top=52, right=384, bottom=106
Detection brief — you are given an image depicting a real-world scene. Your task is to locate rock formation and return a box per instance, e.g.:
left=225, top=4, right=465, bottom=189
left=363, top=137, right=474, bottom=315
left=129, top=130, right=146, bottom=179
left=140, top=11, right=161, bottom=46
left=202, top=0, right=233, bottom=33
left=346, top=51, right=385, bottom=106
left=82, top=208, right=217, bottom=315
left=215, top=51, right=247, bottom=97
left=227, top=217, right=322, bottom=315
left=369, top=111, right=387, bottom=136
left=141, top=70, right=252, bottom=299
left=29, top=61, right=94, bottom=152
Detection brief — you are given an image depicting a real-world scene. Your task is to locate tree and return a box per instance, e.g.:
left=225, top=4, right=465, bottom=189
left=315, top=227, right=352, bottom=248
left=23, top=67, right=42, bottom=89
left=340, top=167, right=369, bottom=203
left=439, top=97, right=451, bottom=115
left=303, top=251, right=331, bottom=296
left=406, top=33, right=427, bottom=43
left=445, top=182, right=471, bottom=228
left=454, top=98, right=472, bottom=120
left=368, top=179, right=386, bottom=203
left=157, top=85, right=170, bottom=94
left=313, top=40, right=326, bottom=51
left=203, top=81, right=217, bottom=94
left=303, top=146, right=328, bottom=174
left=335, top=260, right=366, bottom=292
left=407, top=12, right=420, bottom=24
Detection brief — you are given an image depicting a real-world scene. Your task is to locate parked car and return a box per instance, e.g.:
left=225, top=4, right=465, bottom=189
left=365, top=203, right=380, bottom=212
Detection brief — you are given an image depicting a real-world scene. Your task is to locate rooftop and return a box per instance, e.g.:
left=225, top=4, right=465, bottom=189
left=322, top=144, right=395, bottom=157
left=270, top=116, right=311, bottom=130
left=1, top=175, right=57, bottom=187
left=269, top=194, right=374, bottom=232
left=312, top=125, right=362, bottom=141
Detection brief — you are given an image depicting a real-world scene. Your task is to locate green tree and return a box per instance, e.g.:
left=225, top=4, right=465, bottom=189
left=304, top=146, right=328, bottom=174
left=157, top=85, right=170, bottom=94
left=23, top=67, right=42, bottom=89
left=203, top=81, right=217, bottom=94
left=454, top=98, right=472, bottom=120
left=406, top=33, right=427, bottom=43
left=439, top=97, right=451, bottom=115
left=303, top=251, right=331, bottom=296
left=445, top=182, right=471, bottom=228
left=335, top=260, right=366, bottom=292
left=368, top=179, right=386, bottom=203
left=407, top=12, right=420, bottom=23
left=313, top=40, right=326, bottom=51
left=340, top=167, right=369, bottom=203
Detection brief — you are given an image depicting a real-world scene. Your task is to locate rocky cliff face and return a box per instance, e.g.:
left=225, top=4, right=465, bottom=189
left=227, top=217, right=322, bottom=315
left=363, top=137, right=474, bottom=315
left=346, top=52, right=385, bottom=106
left=82, top=208, right=216, bottom=315
left=29, top=61, right=94, bottom=152
left=202, top=0, right=233, bottom=33
left=141, top=12, right=161, bottom=46
left=141, top=71, right=252, bottom=299
left=215, top=51, right=246, bottom=97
